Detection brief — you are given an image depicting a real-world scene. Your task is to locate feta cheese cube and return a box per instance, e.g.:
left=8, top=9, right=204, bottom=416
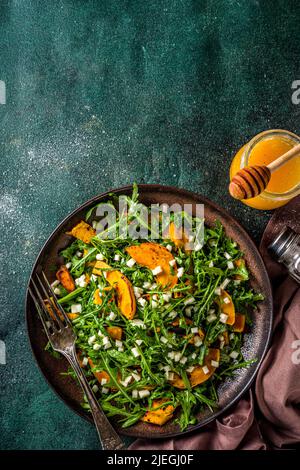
left=180, top=356, right=187, bottom=364
left=207, top=314, right=217, bottom=323
left=71, top=304, right=82, bottom=314
left=168, top=310, right=177, bottom=319
left=169, top=259, right=176, bottom=267
left=174, top=352, right=182, bottom=362
left=227, top=261, right=234, bottom=270
left=115, top=340, right=123, bottom=348
left=75, top=274, right=87, bottom=288
left=101, top=378, right=108, bottom=385
left=202, top=365, right=209, bottom=375
left=54, top=287, right=61, bottom=296
left=139, top=390, right=150, bottom=399
left=167, top=371, right=175, bottom=380
left=114, top=254, right=121, bottom=261
left=229, top=351, right=239, bottom=359
left=223, top=296, right=230, bottom=304
left=220, top=313, right=228, bottom=324
left=194, top=336, right=203, bottom=347
left=76, top=251, right=82, bottom=258
left=214, top=287, right=221, bottom=296
left=93, top=343, right=101, bottom=351
left=142, top=281, right=152, bottom=289
left=103, top=341, right=112, bottom=350
left=211, top=360, right=219, bottom=368
left=102, top=387, right=109, bottom=394
left=108, top=311, right=116, bottom=321
left=126, top=258, right=136, bottom=268
left=138, top=297, right=147, bottom=307
left=184, top=297, right=195, bottom=306
left=152, top=266, right=163, bottom=275
left=185, top=307, right=192, bottom=317
left=151, top=300, right=158, bottom=308
left=92, top=385, right=99, bottom=393
left=191, top=327, right=199, bottom=334
left=160, top=336, right=168, bottom=344
left=136, top=339, right=143, bottom=346
left=208, top=261, right=214, bottom=268
left=120, top=376, right=132, bottom=387
left=131, top=347, right=140, bottom=357
left=224, top=252, right=231, bottom=260
left=133, top=286, right=143, bottom=298
left=162, top=293, right=172, bottom=302
left=132, top=390, right=138, bottom=398
left=88, top=335, right=96, bottom=345
left=166, top=244, right=173, bottom=252
left=177, top=267, right=184, bottom=278
left=82, top=357, right=88, bottom=367
left=132, top=373, right=141, bottom=382
left=96, top=253, right=104, bottom=260
left=131, top=319, right=146, bottom=329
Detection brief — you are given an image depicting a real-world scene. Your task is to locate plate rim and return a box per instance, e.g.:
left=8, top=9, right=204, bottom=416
left=25, top=183, right=273, bottom=439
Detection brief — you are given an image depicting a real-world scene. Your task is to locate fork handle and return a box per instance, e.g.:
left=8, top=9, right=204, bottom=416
left=65, top=349, right=126, bottom=450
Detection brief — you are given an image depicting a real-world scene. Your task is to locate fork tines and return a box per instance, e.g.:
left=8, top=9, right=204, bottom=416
left=29, top=270, right=71, bottom=333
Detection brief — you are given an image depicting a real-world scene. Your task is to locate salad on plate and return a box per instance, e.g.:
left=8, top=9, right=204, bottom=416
left=45, top=185, right=263, bottom=430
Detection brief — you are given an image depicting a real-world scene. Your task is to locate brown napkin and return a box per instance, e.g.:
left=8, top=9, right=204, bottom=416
left=130, top=196, right=300, bottom=450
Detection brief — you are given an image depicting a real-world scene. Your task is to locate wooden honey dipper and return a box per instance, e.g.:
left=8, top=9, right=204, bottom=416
left=229, top=143, right=300, bottom=200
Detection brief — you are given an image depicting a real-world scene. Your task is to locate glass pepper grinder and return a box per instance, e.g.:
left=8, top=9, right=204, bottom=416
left=268, top=226, right=300, bottom=283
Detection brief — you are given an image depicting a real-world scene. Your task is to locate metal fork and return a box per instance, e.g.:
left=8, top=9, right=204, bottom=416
left=29, top=270, right=126, bottom=450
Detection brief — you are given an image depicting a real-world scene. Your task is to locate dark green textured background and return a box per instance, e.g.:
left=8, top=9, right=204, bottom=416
left=1, top=0, right=300, bottom=450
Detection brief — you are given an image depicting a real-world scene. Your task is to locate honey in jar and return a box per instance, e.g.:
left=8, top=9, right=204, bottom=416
left=230, top=130, right=300, bottom=210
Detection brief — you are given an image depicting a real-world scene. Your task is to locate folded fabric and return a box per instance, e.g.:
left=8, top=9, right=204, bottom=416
left=130, top=196, right=300, bottom=450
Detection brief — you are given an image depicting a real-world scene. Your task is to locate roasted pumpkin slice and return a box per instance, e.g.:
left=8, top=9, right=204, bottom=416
left=44, top=298, right=63, bottom=321
left=93, top=288, right=103, bottom=305
left=92, top=260, right=136, bottom=319
left=126, top=242, right=177, bottom=288
left=67, top=313, right=79, bottom=320
left=219, top=290, right=235, bottom=326
left=170, top=348, right=220, bottom=389
left=88, top=358, right=111, bottom=384
left=233, top=313, right=246, bottom=333
left=67, top=220, right=96, bottom=244
left=168, top=221, right=191, bottom=251
left=106, top=326, right=122, bottom=340
left=222, top=330, right=229, bottom=345
left=56, top=265, right=75, bottom=292
left=141, top=399, right=175, bottom=426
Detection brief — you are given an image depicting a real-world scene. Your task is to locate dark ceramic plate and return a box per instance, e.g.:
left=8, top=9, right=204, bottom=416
left=25, top=184, right=273, bottom=439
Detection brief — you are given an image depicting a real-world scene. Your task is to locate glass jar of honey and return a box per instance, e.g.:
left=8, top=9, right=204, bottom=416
left=230, top=129, right=300, bottom=210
